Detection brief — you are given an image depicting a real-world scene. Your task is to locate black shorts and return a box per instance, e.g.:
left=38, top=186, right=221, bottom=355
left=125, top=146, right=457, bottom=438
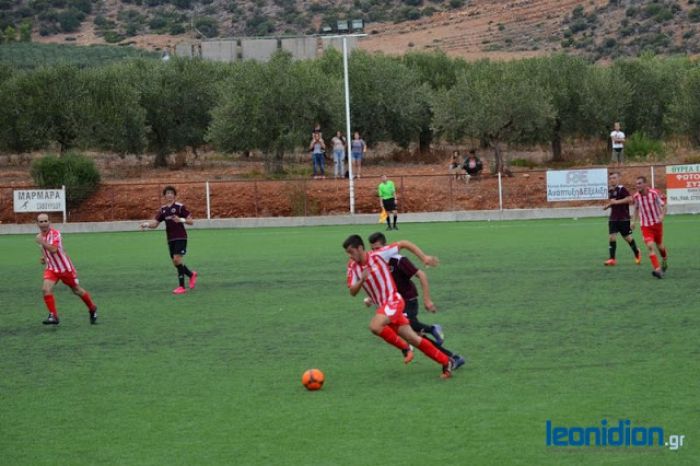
left=382, top=198, right=397, bottom=212
left=608, top=220, right=632, bottom=236
left=403, top=298, right=419, bottom=320
left=168, top=239, right=188, bottom=258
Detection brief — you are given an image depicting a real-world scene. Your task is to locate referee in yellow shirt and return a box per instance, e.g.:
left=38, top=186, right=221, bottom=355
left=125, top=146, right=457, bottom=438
left=378, top=174, right=399, bottom=230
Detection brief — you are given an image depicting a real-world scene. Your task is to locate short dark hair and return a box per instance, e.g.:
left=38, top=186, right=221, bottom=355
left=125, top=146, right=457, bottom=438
left=163, top=186, right=177, bottom=196
left=610, top=171, right=621, bottom=177
left=343, top=234, right=364, bottom=250
left=368, top=232, right=386, bottom=246
left=637, top=176, right=647, bottom=183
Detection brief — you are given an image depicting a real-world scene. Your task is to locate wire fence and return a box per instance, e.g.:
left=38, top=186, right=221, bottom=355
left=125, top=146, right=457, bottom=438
left=0, top=164, right=670, bottom=224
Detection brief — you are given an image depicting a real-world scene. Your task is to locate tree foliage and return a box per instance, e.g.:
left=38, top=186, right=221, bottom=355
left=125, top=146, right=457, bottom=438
left=207, top=51, right=343, bottom=173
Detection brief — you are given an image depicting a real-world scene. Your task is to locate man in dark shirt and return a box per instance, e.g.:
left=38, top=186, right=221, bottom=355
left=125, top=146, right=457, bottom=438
left=368, top=232, right=466, bottom=370
left=140, top=186, right=198, bottom=294
left=603, top=172, right=641, bottom=266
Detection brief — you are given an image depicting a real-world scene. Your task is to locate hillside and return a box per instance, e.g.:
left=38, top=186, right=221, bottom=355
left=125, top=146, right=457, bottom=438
left=0, top=0, right=698, bottom=60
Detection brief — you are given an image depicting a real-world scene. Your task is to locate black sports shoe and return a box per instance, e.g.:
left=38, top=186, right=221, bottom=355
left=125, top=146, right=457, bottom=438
left=89, top=308, right=98, bottom=325
left=386, top=226, right=392, bottom=231
left=393, top=225, right=399, bottom=230
left=42, top=314, right=59, bottom=325
left=651, top=270, right=663, bottom=279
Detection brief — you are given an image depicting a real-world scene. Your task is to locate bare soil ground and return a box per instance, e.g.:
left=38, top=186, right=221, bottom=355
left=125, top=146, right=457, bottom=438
left=0, top=150, right=668, bottom=224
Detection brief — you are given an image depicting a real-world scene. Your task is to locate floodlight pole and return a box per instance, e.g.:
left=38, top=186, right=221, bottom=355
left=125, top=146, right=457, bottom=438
left=325, top=32, right=366, bottom=214
left=342, top=36, right=355, bottom=214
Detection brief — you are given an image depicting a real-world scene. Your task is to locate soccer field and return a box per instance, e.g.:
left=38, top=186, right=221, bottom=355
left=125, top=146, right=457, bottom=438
left=1, top=216, right=698, bottom=465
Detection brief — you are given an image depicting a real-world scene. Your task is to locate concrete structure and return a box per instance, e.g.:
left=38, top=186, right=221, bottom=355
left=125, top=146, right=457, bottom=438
left=280, top=37, right=318, bottom=60
left=2, top=205, right=698, bottom=235
left=175, top=36, right=360, bottom=63
left=201, top=40, right=237, bottom=62
left=322, top=36, right=358, bottom=53
left=240, top=38, right=279, bottom=61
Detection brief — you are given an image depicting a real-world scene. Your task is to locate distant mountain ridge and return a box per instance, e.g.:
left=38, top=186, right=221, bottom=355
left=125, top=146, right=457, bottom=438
left=0, top=0, right=697, bottom=60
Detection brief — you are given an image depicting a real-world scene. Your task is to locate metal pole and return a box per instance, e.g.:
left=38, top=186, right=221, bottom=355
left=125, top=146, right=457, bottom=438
left=497, top=173, right=503, bottom=211
left=343, top=36, right=355, bottom=214
left=62, top=185, right=67, bottom=223
left=650, top=165, right=655, bottom=189
left=205, top=181, right=211, bottom=220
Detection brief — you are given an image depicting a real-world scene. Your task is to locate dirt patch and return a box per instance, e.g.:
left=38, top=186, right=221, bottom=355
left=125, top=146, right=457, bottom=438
left=0, top=152, right=666, bottom=224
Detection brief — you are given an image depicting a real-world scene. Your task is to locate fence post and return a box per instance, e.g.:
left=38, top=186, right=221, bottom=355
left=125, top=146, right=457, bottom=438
left=498, top=173, right=503, bottom=211
left=62, top=185, right=67, bottom=223
left=303, top=179, right=308, bottom=217
left=448, top=175, right=454, bottom=212
left=205, top=181, right=211, bottom=220
left=400, top=176, right=404, bottom=213
left=650, top=165, right=655, bottom=189
left=254, top=181, right=259, bottom=217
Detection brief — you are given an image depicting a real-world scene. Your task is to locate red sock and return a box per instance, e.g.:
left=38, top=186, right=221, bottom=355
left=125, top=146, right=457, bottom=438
left=649, top=253, right=659, bottom=269
left=377, top=326, right=409, bottom=351
left=418, top=337, right=450, bottom=365
left=80, top=292, right=96, bottom=312
left=43, top=294, right=58, bottom=317
left=659, top=247, right=667, bottom=259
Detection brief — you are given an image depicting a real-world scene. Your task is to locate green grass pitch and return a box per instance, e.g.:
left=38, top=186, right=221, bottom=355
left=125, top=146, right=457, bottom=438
left=1, top=216, right=698, bottom=465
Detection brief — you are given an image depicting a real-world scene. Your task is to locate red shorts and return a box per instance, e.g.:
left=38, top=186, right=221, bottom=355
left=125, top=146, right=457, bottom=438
left=376, top=294, right=410, bottom=327
left=641, top=223, right=663, bottom=245
left=43, top=269, right=79, bottom=288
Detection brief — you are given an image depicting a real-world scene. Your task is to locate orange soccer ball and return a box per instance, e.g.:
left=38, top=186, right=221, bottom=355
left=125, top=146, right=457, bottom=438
left=301, top=369, right=325, bottom=391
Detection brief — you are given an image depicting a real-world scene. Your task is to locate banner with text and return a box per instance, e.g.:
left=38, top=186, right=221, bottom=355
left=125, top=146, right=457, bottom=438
left=546, top=168, right=608, bottom=202
left=666, top=164, right=700, bottom=205
left=13, top=188, right=66, bottom=213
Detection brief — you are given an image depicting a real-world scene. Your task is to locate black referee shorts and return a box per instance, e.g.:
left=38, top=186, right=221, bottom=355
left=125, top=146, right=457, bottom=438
left=382, top=198, right=397, bottom=212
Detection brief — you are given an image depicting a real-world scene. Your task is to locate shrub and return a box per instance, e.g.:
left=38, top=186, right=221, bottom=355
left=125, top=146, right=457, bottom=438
left=624, top=132, right=665, bottom=160
left=30, top=152, right=101, bottom=208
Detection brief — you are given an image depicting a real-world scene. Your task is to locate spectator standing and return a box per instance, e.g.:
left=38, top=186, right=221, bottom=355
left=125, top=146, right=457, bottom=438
left=309, top=132, right=326, bottom=179
left=610, top=122, right=625, bottom=167
left=449, top=151, right=465, bottom=181
left=331, top=131, right=346, bottom=179
left=350, top=131, right=366, bottom=179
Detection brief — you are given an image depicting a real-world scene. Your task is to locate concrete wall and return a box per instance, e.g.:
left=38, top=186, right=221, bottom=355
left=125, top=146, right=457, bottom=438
left=321, top=36, right=358, bottom=53
left=2, top=205, right=698, bottom=235
left=175, top=42, right=193, bottom=58
left=240, top=38, right=279, bottom=61
left=280, top=37, right=318, bottom=60
left=176, top=36, right=359, bottom=63
left=201, top=40, right=237, bottom=62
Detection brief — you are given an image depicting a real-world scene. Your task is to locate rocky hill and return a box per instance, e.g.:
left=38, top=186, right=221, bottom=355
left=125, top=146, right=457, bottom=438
left=0, top=0, right=697, bottom=60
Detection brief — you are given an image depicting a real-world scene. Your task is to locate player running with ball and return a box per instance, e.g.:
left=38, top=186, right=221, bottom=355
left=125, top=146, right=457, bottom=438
left=343, top=234, right=454, bottom=379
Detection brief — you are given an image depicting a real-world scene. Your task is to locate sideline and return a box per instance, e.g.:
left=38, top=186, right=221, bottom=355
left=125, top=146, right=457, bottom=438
left=1, top=205, right=698, bottom=235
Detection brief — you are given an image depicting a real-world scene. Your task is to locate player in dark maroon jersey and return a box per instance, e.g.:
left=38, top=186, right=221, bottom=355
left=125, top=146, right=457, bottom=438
left=368, top=232, right=466, bottom=370
left=602, top=172, right=641, bottom=266
left=140, top=186, right=198, bottom=294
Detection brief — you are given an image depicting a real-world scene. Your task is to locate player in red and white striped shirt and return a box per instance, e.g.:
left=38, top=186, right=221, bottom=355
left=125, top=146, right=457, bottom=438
left=35, top=213, right=98, bottom=325
left=344, top=234, right=453, bottom=378
left=632, top=176, right=668, bottom=279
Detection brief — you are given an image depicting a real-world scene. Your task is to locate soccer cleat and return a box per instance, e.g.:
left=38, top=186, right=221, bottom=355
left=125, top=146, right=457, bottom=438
left=441, top=360, right=454, bottom=379
left=661, top=259, right=668, bottom=272
left=172, top=286, right=187, bottom=295
left=42, top=314, right=59, bottom=325
left=386, top=226, right=392, bottom=231
left=393, top=225, right=399, bottom=230
left=189, top=271, right=198, bottom=290
left=403, top=345, right=415, bottom=364
left=634, top=252, right=642, bottom=265
left=451, top=355, right=466, bottom=370
left=431, top=324, right=445, bottom=346
left=89, top=308, right=98, bottom=325
left=651, top=270, right=663, bottom=279
left=604, top=259, right=617, bottom=266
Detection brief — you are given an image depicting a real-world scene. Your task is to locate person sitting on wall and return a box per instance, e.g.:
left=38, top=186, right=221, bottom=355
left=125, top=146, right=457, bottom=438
left=449, top=151, right=466, bottom=181
left=463, top=150, right=483, bottom=181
